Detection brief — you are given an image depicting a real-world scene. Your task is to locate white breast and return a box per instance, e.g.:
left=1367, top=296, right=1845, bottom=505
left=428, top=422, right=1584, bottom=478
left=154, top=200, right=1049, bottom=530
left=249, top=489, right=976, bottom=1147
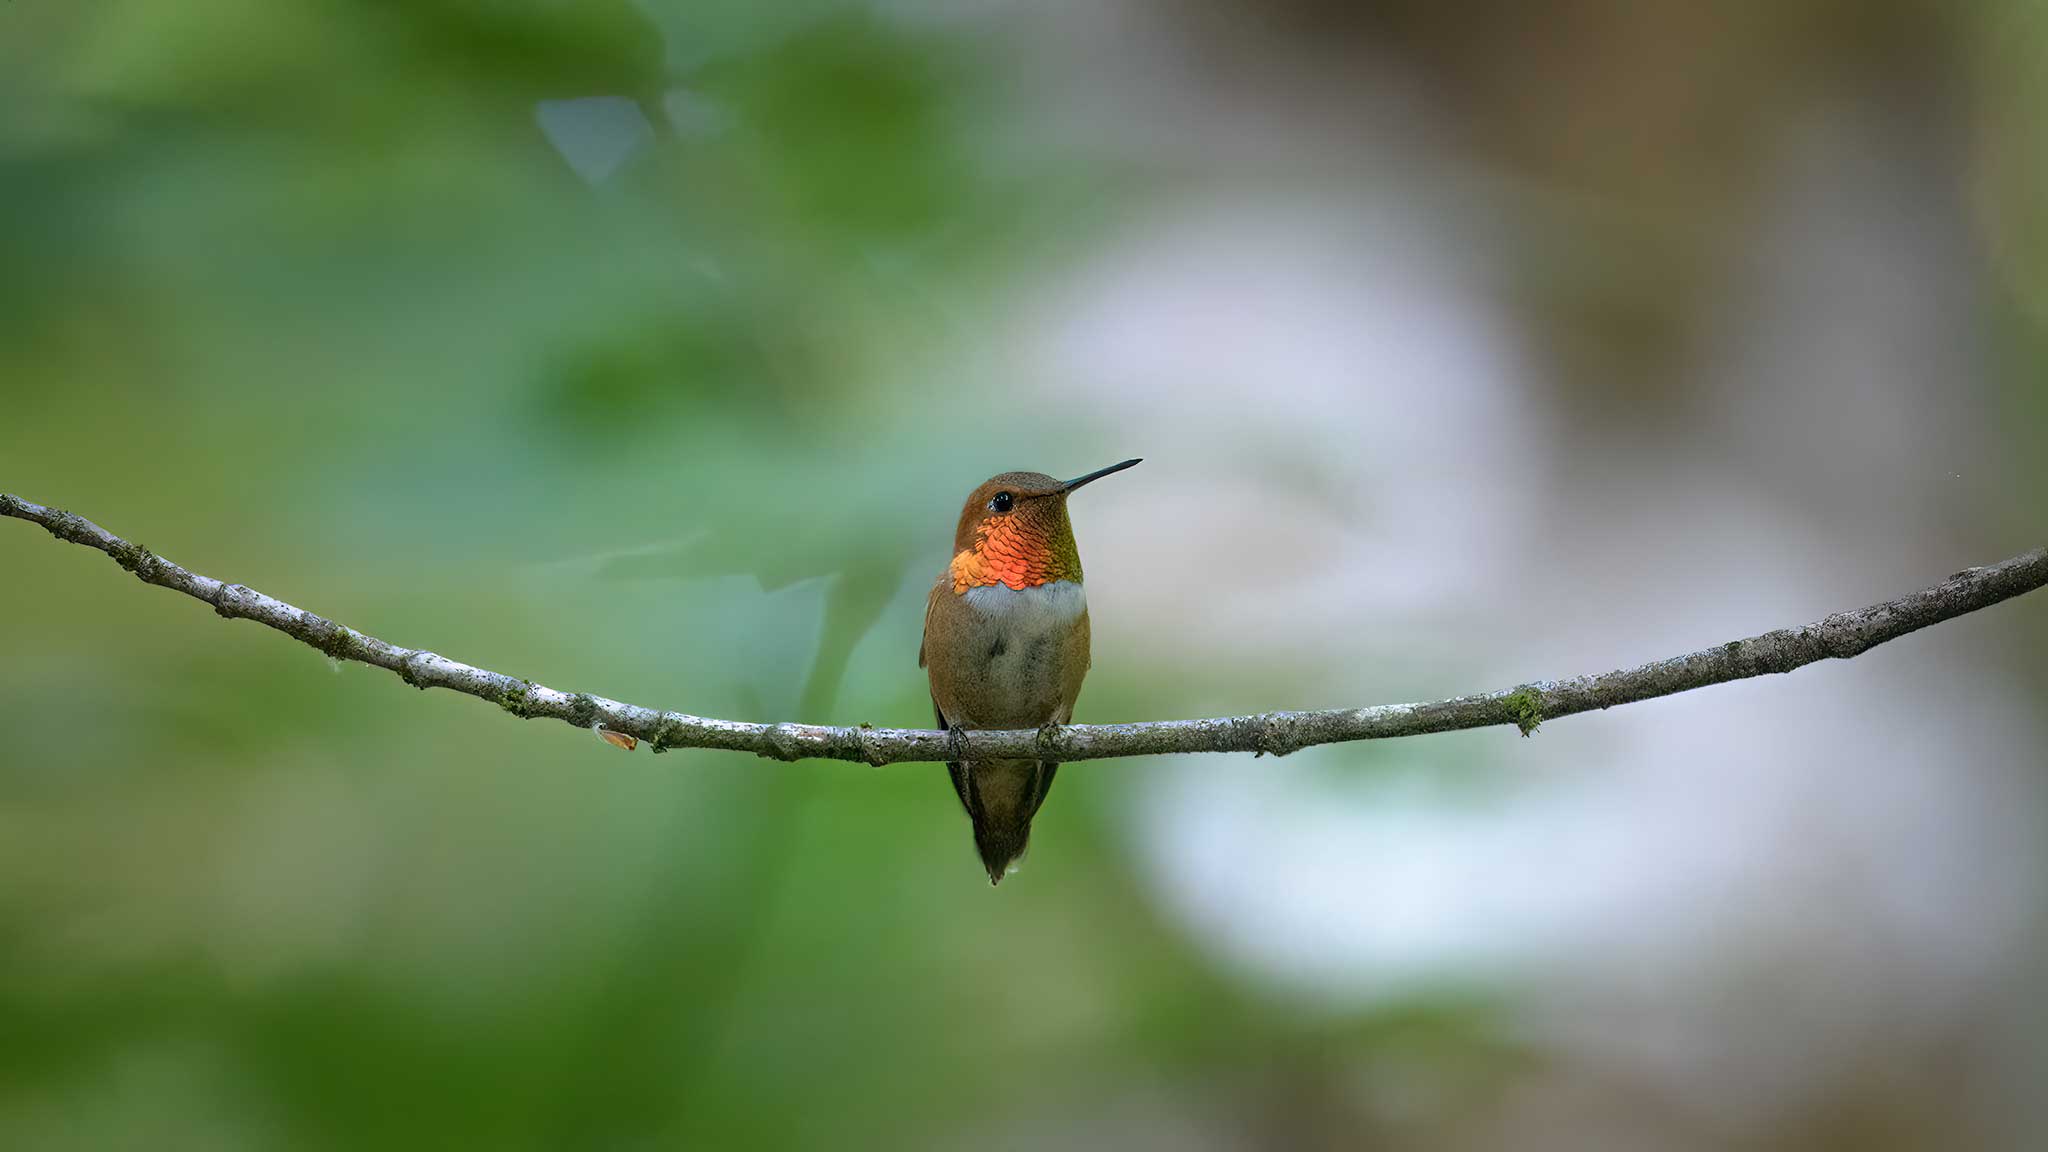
left=962, top=580, right=1087, bottom=629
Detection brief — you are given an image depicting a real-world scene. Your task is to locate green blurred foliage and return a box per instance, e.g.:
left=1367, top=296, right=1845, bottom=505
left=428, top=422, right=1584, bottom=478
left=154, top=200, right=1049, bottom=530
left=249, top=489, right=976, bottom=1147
left=0, top=3, right=1507, bottom=1149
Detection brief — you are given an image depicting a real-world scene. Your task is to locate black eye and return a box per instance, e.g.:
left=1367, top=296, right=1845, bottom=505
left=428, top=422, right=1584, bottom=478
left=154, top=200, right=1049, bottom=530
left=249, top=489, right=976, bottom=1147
left=989, top=492, right=1014, bottom=513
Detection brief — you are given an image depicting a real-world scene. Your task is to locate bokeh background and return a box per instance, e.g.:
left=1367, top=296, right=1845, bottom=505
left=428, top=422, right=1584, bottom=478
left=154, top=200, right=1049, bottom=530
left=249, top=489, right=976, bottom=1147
left=5, top=1, right=2048, bottom=1148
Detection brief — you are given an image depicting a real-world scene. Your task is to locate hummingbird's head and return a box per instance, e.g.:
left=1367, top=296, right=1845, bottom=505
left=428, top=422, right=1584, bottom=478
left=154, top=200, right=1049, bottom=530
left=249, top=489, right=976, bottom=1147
left=947, top=459, right=1140, bottom=594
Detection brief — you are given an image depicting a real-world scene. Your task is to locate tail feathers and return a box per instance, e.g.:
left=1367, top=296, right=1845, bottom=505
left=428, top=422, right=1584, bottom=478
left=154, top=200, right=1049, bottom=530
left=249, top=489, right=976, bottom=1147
left=955, top=758, right=1056, bottom=885
left=972, top=813, right=1030, bottom=886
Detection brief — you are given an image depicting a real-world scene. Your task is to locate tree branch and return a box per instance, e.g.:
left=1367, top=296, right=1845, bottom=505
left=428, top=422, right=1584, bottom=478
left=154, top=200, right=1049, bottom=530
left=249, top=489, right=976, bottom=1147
left=6, top=492, right=2045, bottom=764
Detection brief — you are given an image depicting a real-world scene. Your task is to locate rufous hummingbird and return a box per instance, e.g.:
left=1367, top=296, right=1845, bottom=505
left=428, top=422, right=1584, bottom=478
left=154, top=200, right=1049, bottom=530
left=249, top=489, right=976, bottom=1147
left=920, top=459, right=1142, bottom=885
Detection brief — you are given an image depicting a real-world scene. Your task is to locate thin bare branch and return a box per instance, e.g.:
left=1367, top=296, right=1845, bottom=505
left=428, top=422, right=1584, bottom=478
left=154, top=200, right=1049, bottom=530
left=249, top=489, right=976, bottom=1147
left=6, top=492, right=2045, bottom=764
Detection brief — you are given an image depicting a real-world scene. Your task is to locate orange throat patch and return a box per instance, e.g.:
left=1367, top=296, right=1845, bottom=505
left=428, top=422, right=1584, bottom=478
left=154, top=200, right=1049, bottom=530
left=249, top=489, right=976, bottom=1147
left=949, top=514, right=1081, bottom=593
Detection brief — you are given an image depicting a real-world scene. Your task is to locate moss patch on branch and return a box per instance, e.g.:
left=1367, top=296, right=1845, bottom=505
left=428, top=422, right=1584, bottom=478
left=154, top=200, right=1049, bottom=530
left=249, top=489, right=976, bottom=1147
left=1501, top=687, right=1544, bottom=737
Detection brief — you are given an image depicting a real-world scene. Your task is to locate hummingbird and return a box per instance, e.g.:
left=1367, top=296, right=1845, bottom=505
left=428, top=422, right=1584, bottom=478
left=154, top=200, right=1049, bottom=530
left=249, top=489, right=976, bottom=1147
left=920, top=458, right=1142, bottom=885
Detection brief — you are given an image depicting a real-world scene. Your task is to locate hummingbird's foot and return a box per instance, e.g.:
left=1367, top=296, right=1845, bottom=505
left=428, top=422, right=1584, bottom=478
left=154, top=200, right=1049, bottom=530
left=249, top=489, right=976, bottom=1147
left=946, top=725, right=970, bottom=764
left=1036, top=722, right=1065, bottom=760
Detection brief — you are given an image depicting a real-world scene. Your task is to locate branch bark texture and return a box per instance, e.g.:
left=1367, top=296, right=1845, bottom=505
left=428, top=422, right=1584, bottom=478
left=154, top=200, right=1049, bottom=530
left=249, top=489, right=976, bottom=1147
left=6, top=492, right=2045, bottom=765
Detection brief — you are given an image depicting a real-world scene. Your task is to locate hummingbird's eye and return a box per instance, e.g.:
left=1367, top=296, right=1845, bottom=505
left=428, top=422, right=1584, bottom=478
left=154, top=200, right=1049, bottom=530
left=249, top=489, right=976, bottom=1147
left=989, top=492, right=1014, bottom=513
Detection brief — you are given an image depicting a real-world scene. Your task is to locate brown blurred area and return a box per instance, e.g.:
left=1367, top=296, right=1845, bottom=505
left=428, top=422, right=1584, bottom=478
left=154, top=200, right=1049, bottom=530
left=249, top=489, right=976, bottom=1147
left=1113, top=0, right=2012, bottom=423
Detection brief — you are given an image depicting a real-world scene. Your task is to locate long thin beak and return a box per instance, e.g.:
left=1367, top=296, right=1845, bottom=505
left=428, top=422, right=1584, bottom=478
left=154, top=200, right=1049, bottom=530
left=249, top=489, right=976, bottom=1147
left=1061, top=458, right=1142, bottom=493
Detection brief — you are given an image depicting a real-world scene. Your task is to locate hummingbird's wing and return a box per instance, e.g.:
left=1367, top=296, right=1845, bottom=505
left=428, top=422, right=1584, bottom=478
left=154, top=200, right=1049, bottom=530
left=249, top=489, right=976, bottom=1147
left=918, top=574, right=942, bottom=669
left=1030, top=764, right=1057, bottom=818
left=921, top=576, right=978, bottom=816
